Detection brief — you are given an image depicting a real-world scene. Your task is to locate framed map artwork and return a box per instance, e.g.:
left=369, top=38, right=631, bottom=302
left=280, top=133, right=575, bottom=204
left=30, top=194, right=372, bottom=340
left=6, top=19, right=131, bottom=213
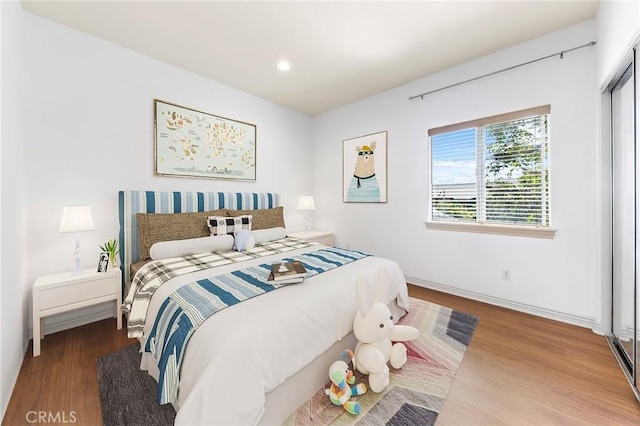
left=154, top=99, right=257, bottom=181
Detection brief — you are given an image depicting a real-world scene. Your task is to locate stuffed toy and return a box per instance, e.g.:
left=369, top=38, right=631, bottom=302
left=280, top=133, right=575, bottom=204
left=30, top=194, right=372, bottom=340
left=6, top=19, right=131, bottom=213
left=325, top=349, right=367, bottom=415
left=233, top=229, right=255, bottom=252
left=353, top=266, right=420, bottom=393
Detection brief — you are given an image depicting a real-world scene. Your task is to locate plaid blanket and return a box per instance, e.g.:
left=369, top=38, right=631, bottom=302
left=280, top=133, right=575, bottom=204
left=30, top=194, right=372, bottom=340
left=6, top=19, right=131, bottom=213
left=144, top=247, right=372, bottom=405
left=123, top=237, right=314, bottom=338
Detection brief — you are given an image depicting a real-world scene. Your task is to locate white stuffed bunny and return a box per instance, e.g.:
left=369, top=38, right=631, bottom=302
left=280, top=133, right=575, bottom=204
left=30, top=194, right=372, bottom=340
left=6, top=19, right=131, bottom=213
left=353, top=266, right=419, bottom=393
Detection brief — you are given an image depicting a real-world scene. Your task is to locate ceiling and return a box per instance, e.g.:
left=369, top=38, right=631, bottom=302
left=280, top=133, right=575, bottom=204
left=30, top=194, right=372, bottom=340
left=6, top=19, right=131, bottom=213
left=21, top=1, right=599, bottom=116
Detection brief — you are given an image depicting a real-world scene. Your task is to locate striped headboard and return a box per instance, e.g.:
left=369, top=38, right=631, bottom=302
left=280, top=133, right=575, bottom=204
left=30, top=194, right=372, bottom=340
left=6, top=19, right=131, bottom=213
left=118, top=191, right=280, bottom=292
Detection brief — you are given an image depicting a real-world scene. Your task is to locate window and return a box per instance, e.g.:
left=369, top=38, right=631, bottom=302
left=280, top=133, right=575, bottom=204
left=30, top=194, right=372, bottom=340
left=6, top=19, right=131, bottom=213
left=427, top=105, right=555, bottom=238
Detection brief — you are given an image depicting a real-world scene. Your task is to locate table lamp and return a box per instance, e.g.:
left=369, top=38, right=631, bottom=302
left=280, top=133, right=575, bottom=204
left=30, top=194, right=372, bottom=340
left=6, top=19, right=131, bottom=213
left=59, top=205, right=94, bottom=275
left=297, top=196, right=315, bottom=231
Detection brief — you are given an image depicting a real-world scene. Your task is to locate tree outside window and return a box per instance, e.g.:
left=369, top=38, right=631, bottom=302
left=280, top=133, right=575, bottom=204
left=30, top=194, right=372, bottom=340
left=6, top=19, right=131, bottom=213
left=429, top=106, right=550, bottom=228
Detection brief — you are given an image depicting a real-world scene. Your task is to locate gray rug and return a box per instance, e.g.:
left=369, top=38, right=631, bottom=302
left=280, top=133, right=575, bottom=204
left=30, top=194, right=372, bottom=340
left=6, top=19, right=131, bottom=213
left=96, top=343, right=176, bottom=426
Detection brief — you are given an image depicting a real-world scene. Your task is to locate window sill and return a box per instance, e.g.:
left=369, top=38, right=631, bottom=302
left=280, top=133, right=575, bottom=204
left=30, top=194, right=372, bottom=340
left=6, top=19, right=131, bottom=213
left=425, top=221, right=556, bottom=239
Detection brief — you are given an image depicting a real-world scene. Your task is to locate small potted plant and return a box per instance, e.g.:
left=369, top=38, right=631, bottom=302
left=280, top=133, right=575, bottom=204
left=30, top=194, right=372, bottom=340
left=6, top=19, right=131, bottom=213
left=100, top=239, right=119, bottom=268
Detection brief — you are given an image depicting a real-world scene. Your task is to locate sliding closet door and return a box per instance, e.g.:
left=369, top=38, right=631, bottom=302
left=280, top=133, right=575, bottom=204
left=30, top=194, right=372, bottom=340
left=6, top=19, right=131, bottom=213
left=610, top=48, right=637, bottom=395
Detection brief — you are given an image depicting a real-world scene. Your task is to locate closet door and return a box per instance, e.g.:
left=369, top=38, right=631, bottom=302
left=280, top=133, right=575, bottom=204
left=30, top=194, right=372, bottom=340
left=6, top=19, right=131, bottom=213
left=610, top=49, right=637, bottom=394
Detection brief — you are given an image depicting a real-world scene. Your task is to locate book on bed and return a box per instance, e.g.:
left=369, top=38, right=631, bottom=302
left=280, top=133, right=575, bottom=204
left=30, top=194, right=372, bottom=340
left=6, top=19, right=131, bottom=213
left=267, top=273, right=305, bottom=284
left=269, top=261, right=307, bottom=283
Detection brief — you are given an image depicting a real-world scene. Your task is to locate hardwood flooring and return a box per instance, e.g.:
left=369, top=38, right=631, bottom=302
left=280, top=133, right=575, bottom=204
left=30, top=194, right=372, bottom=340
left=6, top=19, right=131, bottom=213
left=3, top=285, right=640, bottom=425
left=409, top=286, right=640, bottom=425
left=2, top=317, right=133, bottom=426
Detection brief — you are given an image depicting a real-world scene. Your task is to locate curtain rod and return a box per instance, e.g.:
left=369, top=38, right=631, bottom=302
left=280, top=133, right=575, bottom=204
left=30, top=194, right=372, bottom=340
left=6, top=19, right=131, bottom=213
left=408, top=41, right=596, bottom=101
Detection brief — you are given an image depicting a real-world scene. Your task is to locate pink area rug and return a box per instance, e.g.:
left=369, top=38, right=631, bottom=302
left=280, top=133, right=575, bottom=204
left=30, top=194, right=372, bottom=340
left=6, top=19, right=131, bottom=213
left=283, top=297, right=478, bottom=425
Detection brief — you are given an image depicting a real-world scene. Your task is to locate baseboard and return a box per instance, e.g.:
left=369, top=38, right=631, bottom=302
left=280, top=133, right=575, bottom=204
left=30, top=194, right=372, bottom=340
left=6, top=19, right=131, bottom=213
left=29, top=301, right=116, bottom=339
left=407, top=276, right=596, bottom=330
left=1, top=341, right=25, bottom=422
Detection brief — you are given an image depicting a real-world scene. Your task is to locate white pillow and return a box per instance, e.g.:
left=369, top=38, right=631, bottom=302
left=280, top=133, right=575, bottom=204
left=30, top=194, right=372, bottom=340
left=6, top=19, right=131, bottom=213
left=252, top=227, right=287, bottom=244
left=150, top=235, right=234, bottom=260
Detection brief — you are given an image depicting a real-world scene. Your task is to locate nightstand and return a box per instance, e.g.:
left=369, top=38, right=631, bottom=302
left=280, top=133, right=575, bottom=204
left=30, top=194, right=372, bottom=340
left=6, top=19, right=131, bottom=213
left=32, top=268, right=122, bottom=356
left=288, top=230, right=335, bottom=246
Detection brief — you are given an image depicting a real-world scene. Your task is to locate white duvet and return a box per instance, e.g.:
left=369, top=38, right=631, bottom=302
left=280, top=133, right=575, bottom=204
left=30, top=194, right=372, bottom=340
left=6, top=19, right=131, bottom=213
left=137, top=244, right=409, bottom=425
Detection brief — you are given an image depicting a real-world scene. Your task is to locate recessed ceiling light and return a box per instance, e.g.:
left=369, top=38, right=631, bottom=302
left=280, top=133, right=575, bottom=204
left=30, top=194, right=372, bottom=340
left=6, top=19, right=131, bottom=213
left=277, top=60, right=291, bottom=71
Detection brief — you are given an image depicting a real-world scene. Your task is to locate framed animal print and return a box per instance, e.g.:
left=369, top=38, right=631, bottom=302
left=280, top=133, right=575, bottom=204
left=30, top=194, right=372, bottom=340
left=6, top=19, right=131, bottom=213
left=343, top=131, right=387, bottom=203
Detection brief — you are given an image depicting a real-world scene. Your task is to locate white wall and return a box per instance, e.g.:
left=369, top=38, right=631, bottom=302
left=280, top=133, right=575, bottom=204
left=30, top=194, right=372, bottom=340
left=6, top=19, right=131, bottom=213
left=596, top=0, right=640, bottom=89
left=593, top=0, right=640, bottom=335
left=0, top=9, right=314, bottom=420
left=313, top=21, right=599, bottom=327
left=22, top=11, right=314, bottom=283
left=1, top=0, right=28, bottom=419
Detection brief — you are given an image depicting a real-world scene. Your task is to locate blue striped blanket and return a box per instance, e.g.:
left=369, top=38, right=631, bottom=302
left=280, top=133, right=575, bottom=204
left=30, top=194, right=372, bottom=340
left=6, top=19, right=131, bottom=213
left=145, top=247, right=371, bottom=405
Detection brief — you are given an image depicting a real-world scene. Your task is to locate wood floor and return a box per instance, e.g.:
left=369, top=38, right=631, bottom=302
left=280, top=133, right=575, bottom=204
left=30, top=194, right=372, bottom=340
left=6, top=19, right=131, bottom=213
left=3, top=285, right=640, bottom=425
left=409, top=286, right=640, bottom=425
left=2, top=315, right=134, bottom=426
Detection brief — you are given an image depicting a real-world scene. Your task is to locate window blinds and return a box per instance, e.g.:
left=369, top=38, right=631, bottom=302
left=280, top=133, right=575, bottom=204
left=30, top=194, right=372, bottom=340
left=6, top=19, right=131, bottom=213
left=429, top=106, right=550, bottom=227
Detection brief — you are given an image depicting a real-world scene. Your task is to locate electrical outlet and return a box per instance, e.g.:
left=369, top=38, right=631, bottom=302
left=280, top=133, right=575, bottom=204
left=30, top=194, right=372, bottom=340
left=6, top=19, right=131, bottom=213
left=501, top=269, right=511, bottom=281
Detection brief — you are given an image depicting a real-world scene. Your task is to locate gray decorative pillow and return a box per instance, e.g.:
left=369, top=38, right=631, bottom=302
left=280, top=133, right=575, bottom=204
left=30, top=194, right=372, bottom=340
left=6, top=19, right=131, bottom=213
left=136, top=209, right=228, bottom=260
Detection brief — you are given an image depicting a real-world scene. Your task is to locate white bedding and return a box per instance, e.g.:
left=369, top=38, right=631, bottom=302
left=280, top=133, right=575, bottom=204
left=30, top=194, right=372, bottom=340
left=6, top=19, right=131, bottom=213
left=136, top=244, right=409, bottom=425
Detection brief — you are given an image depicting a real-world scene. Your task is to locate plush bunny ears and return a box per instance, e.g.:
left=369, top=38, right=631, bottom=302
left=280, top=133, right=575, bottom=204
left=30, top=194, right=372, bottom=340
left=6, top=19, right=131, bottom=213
left=356, top=266, right=391, bottom=316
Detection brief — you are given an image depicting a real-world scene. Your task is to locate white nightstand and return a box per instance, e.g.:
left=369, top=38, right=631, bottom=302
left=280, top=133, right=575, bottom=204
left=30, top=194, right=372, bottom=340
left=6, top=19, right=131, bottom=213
left=288, top=230, right=335, bottom=246
left=32, top=268, right=122, bottom=357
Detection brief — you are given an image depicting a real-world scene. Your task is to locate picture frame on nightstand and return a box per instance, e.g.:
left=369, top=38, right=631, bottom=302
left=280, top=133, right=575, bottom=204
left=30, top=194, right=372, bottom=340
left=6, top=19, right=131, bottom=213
left=97, top=252, right=109, bottom=272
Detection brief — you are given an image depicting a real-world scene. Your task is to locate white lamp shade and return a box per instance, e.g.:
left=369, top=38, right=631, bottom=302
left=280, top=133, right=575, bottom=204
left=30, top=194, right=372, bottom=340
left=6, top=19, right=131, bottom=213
left=297, top=196, right=316, bottom=211
left=59, top=205, right=95, bottom=232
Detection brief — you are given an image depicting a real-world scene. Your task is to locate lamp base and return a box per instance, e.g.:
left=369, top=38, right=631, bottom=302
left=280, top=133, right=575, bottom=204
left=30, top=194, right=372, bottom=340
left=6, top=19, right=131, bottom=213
left=70, top=254, right=84, bottom=276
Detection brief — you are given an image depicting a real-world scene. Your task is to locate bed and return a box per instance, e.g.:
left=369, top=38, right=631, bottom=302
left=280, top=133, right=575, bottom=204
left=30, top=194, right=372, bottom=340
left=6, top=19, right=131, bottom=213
left=119, top=191, right=410, bottom=425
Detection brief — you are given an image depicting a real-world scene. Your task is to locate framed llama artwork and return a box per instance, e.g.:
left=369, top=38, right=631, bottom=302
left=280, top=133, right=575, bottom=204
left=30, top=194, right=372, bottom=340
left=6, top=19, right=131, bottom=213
left=342, top=131, right=387, bottom=203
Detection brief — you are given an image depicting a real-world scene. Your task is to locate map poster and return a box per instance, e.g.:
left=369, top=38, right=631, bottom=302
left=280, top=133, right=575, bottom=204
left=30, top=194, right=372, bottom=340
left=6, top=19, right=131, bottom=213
left=154, top=99, right=257, bottom=181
